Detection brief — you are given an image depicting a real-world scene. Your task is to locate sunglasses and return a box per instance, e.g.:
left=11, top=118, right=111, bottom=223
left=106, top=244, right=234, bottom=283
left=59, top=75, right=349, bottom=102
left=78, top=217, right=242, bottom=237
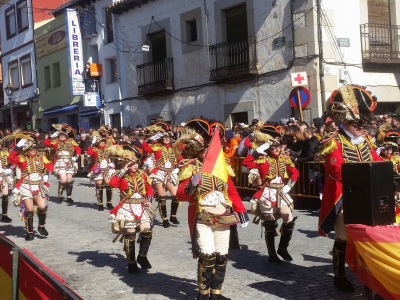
left=350, top=120, right=364, bottom=128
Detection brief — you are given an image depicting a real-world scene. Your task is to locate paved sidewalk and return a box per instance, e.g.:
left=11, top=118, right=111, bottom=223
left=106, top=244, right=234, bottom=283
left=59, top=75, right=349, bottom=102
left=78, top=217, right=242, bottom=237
left=0, top=177, right=368, bottom=300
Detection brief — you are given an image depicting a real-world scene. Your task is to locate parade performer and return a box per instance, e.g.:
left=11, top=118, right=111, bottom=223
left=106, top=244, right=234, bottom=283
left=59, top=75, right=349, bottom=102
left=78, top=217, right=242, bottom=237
left=108, top=145, right=154, bottom=274
left=7, top=134, right=54, bottom=241
left=0, top=137, right=13, bottom=223
left=378, top=132, right=400, bottom=173
left=175, top=118, right=249, bottom=300
left=99, top=125, right=116, bottom=147
left=318, top=85, right=380, bottom=292
left=44, top=124, right=81, bottom=204
left=141, top=122, right=180, bottom=228
left=242, top=125, right=299, bottom=263
left=87, top=132, right=116, bottom=211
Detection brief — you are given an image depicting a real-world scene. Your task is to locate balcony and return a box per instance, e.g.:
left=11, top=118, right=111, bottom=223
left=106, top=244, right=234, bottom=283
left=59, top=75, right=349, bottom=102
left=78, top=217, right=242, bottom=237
left=360, top=23, right=400, bottom=66
left=209, top=36, right=257, bottom=81
left=137, top=58, right=174, bottom=95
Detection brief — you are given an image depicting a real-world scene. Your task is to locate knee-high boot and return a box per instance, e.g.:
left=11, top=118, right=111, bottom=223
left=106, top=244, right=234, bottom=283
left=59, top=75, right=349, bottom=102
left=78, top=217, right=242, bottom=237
left=37, top=208, right=49, bottom=236
left=169, top=196, right=180, bottom=224
left=137, top=229, right=152, bottom=269
left=263, top=220, right=281, bottom=263
left=25, top=211, right=34, bottom=241
left=97, top=184, right=104, bottom=211
left=105, top=185, right=114, bottom=210
left=333, top=240, right=354, bottom=292
left=66, top=182, right=74, bottom=204
left=210, top=254, right=231, bottom=300
left=277, top=217, right=297, bottom=261
left=1, top=195, right=12, bottom=223
left=158, top=197, right=170, bottom=228
left=197, top=252, right=216, bottom=300
left=123, top=233, right=139, bottom=274
left=57, top=182, right=66, bottom=204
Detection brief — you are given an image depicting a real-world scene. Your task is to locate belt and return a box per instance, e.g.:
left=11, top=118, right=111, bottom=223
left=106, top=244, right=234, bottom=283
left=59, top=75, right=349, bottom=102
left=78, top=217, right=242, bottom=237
left=57, top=155, right=72, bottom=159
left=197, top=210, right=239, bottom=226
left=22, top=179, right=42, bottom=185
left=158, top=166, right=174, bottom=172
left=124, top=198, right=145, bottom=204
left=267, top=182, right=284, bottom=189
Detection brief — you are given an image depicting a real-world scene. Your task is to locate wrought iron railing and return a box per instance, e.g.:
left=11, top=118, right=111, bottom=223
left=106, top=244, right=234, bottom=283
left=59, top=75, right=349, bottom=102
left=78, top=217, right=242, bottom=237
left=84, top=79, right=100, bottom=94
left=137, top=58, right=174, bottom=95
left=360, top=23, right=400, bottom=62
left=209, top=36, right=257, bottom=81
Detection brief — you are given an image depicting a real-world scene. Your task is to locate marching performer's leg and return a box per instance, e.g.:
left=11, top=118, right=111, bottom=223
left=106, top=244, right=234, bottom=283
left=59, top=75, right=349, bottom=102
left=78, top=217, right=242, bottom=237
left=197, top=252, right=216, bottom=300
left=263, top=220, right=281, bottom=263
left=123, top=232, right=139, bottom=274
left=66, top=182, right=74, bottom=204
left=169, top=196, right=180, bottom=225
left=157, top=197, right=170, bottom=228
left=137, top=225, right=153, bottom=269
left=24, top=211, right=35, bottom=241
left=105, top=185, right=114, bottom=210
left=57, top=182, right=66, bottom=204
left=1, top=195, right=12, bottom=223
left=37, top=207, right=49, bottom=236
left=97, top=184, right=104, bottom=211
left=333, top=240, right=355, bottom=292
left=277, top=208, right=296, bottom=261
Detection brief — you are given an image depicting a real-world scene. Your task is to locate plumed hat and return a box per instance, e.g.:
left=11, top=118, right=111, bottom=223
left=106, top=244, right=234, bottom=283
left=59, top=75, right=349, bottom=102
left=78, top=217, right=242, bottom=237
left=53, top=124, right=75, bottom=139
left=105, top=144, right=139, bottom=162
left=173, top=127, right=205, bottom=160
left=99, top=125, right=112, bottom=136
left=210, top=121, right=226, bottom=140
left=183, top=118, right=212, bottom=142
left=383, top=131, right=400, bottom=150
left=3, top=133, right=37, bottom=152
left=330, top=85, right=377, bottom=123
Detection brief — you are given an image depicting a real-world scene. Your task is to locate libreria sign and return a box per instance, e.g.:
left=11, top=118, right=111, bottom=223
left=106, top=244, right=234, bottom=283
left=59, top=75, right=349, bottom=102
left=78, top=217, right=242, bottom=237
left=65, top=9, right=85, bottom=96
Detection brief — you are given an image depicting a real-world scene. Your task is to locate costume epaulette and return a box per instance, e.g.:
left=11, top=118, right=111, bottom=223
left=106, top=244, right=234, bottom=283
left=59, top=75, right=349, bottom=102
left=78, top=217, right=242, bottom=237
left=254, top=156, right=267, bottom=164
left=178, top=158, right=201, bottom=181
left=42, top=156, right=50, bottom=164
left=282, top=155, right=295, bottom=167
left=150, top=144, right=163, bottom=151
left=50, top=140, right=57, bottom=145
left=68, top=138, right=79, bottom=146
left=18, top=155, right=26, bottom=162
left=320, top=132, right=339, bottom=156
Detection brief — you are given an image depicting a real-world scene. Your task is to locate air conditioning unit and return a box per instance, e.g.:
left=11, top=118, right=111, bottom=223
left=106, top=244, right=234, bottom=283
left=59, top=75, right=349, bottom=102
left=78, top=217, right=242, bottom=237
left=83, top=94, right=99, bottom=107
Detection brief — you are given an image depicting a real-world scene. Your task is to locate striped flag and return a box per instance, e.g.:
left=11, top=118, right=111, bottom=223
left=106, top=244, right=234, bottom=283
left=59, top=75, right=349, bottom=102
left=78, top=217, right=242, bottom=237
left=201, top=127, right=228, bottom=183
left=346, top=224, right=400, bottom=300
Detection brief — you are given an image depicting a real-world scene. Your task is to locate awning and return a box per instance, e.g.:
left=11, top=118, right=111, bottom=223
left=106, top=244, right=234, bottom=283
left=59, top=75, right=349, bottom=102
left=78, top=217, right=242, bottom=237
left=43, top=104, right=79, bottom=116
left=80, top=110, right=101, bottom=117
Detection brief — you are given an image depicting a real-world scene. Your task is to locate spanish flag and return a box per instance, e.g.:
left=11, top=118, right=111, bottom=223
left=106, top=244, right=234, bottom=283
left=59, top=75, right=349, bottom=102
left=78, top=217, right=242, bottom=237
left=201, top=127, right=228, bottom=183
left=346, top=224, right=400, bottom=300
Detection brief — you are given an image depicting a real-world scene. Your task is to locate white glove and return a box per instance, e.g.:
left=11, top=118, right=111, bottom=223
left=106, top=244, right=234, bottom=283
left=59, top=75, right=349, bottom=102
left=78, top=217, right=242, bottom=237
left=108, top=162, right=115, bottom=168
left=282, top=185, right=291, bottom=194
left=191, top=173, right=203, bottom=186
left=376, top=146, right=385, bottom=156
left=256, top=142, right=270, bottom=154
left=4, top=169, right=12, bottom=175
left=91, top=136, right=97, bottom=145
left=150, top=133, right=163, bottom=141
left=16, top=138, right=27, bottom=148
left=172, top=168, right=179, bottom=176
left=51, top=131, right=59, bottom=138
left=241, top=221, right=249, bottom=228
left=43, top=175, right=49, bottom=183
left=71, top=157, right=77, bottom=162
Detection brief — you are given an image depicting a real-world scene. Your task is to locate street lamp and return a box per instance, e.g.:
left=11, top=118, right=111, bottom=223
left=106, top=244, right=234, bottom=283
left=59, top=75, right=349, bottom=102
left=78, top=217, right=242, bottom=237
left=4, top=82, right=16, bottom=132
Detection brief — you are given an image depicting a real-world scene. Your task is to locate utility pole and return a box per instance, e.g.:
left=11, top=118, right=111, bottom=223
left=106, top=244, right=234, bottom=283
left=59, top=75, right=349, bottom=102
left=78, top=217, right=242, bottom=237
left=317, top=0, right=326, bottom=113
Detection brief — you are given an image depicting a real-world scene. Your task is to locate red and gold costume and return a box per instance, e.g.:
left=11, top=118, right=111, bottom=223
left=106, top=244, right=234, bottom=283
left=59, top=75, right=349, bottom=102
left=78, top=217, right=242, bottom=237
left=0, top=145, right=13, bottom=223
left=242, top=125, right=299, bottom=264
left=7, top=135, right=54, bottom=241
left=175, top=119, right=248, bottom=300
left=318, top=85, right=379, bottom=293
left=108, top=146, right=154, bottom=274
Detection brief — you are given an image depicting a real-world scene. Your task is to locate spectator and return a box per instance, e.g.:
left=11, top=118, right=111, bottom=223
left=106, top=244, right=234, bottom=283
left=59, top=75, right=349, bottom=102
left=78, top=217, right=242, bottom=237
left=136, top=124, right=143, bottom=131
left=392, top=115, right=400, bottom=132
left=368, top=117, right=378, bottom=128
left=325, top=121, right=338, bottom=134
left=365, top=126, right=378, bottom=143
left=295, top=127, right=320, bottom=163
left=156, top=116, right=164, bottom=122
left=79, top=133, right=91, bottom=153
left=383, top=111, right=393, bottom=125
left=150, top=119, right=156, bottom=125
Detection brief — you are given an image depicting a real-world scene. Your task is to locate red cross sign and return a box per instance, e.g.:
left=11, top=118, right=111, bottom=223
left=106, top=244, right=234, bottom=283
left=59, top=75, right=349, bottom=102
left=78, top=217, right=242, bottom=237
left=291, top=72, right=308, bottom=87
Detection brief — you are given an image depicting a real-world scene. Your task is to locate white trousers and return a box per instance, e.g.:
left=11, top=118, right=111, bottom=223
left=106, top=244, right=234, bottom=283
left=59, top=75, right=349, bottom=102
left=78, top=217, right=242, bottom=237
left=196, top=223, right=230, bottom=255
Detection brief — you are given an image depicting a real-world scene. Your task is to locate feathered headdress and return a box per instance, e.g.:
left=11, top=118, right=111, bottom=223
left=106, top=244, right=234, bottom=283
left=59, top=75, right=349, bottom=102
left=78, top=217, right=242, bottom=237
left=2, top=133, right=36, bottom=152
left=105, top=145, right=139, bottom=162
left=52, top=124, right=76, bottom=139
left=173, top=127, right=205, bottom=160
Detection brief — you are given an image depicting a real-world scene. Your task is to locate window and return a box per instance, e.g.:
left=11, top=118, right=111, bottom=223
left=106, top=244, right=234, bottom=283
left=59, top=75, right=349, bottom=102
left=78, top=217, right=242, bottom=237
left=9, top=60, right=20, bottom=89
left=368, top=0, right=389, bottom=24
left=5, top=6, right=16, bottom=39
left=150, top=31, right=167, bottom=62
left=53, top=62, right=61, bottom=87
left=110, top=113, right=121, bottom=132
left=106, top=58, right=118, bottom=83
left=20, top=55, right=32, bottom=87
left=17, top=0, right=29, bottom=33
left=186, top=19, right=197, bottom=42
left=44, top=66, right=51, bottom=89
left=105, top=9, right=114, bottom=43
left=225, top=4, right=248, bottom=42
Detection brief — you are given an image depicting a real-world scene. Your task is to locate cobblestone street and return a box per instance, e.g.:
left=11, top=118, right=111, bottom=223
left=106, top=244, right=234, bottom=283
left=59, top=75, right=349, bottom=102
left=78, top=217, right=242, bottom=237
left=1, top=177, right=368, bottom=300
